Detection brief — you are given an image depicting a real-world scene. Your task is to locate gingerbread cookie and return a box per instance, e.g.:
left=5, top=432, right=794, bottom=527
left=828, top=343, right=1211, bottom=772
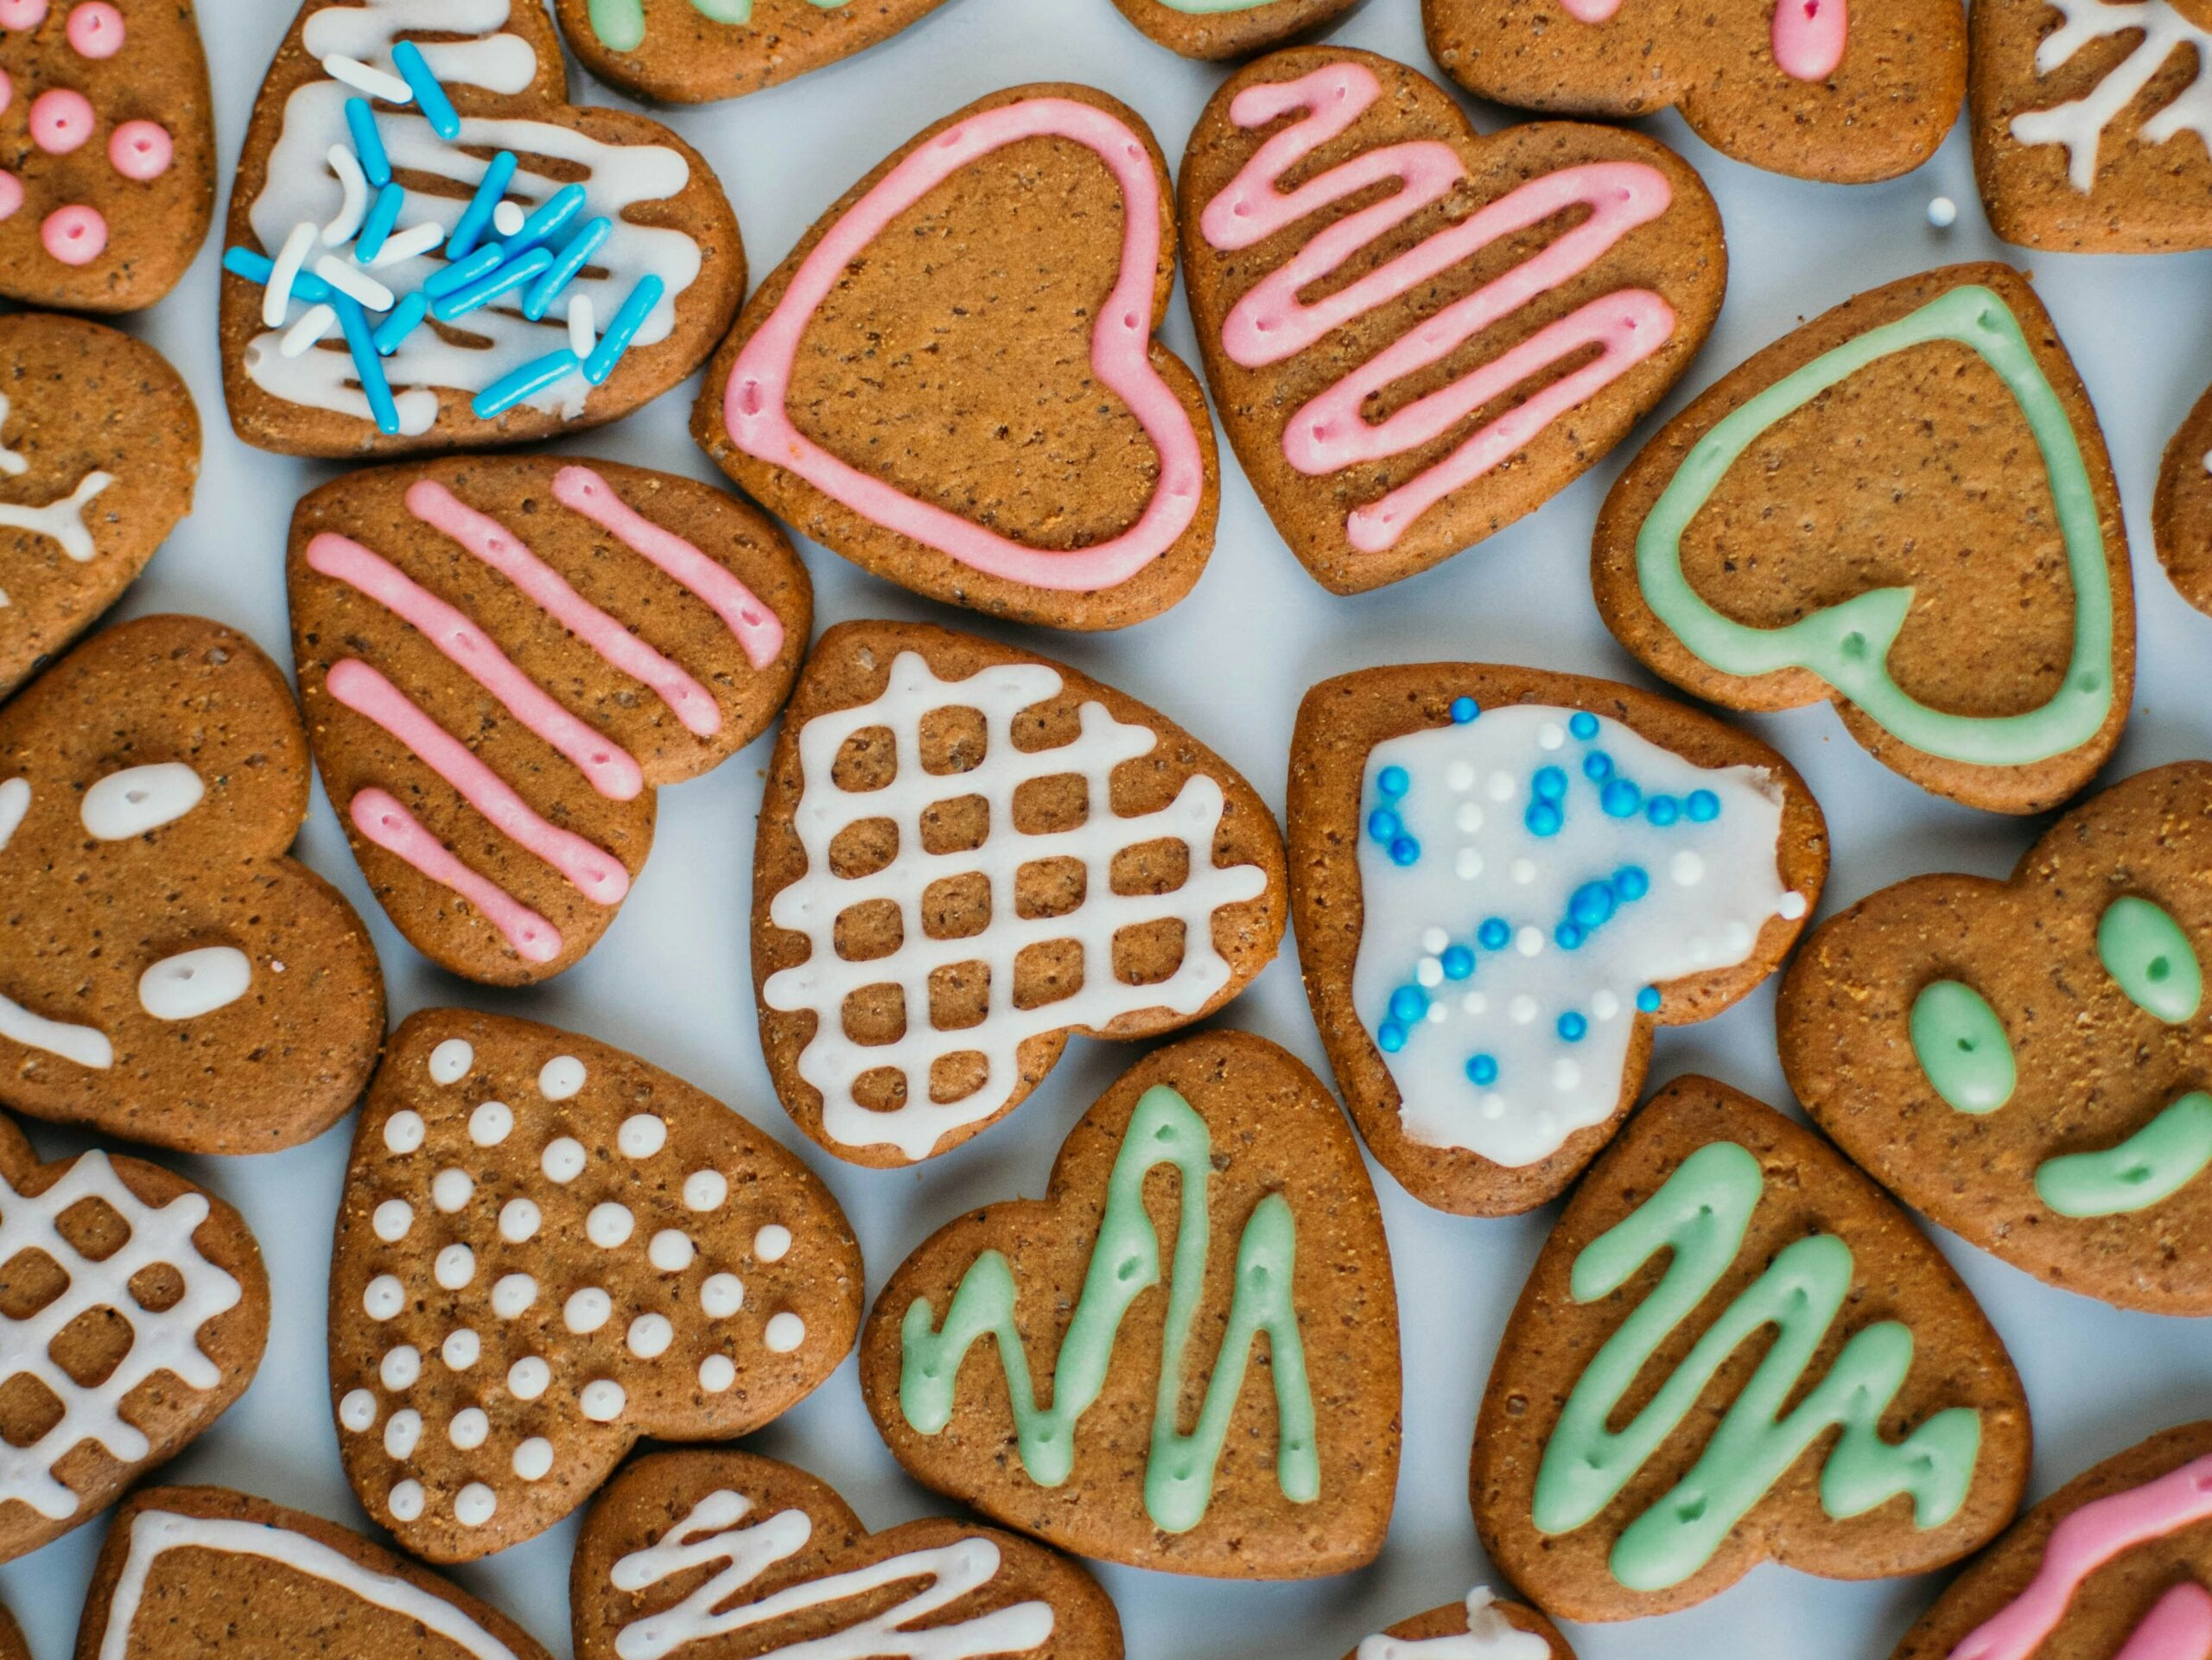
left=1592, top=263, right=2131, bottom=815
left=1423, top=0, right=1963, bottom=183
left=2154, top=378, right=2212, bottom=615
left=1472, top=1074, right=2030, bottom=1621
left=861, top=1032, right=1398, bottom=1578
left=573, top=1448, right=1124, bottom=1660
left=0, top=311, right=197, bottom=701
left=329, top=1010, right=861, bottom=1563
left=221, top=0, right=744, bottom=456
left=79, top=1485, right=554, bottom=1660
left=1345, top=1589, right=1573, bottom=1660
left=755, top=620, right=1285, bottom=1167
left=1780, top=762, right=2212, bottom=1314
left=1113, top=0, right=1361, bottom=58
left=695, top=86, right=1217, bottom=632
left=0, top=0, right=214, bottom=310
left=1180, top=49, right=1725, bottom=595
left=0, top=1605, right=19, bottom=1660
left=289, top=455, right=809, bottom=985
left=554, top=0, right=956, bottom=104
left=0, top=1111, right=265, bottom=1563
left=0, top=614, right=385, bottom=1154
left=1288, top=665, right=1827, bottom=1217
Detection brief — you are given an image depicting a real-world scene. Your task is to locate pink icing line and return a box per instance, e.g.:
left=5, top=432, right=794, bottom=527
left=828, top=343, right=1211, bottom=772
left=723, top=96, right=1205, bottom=594
left=1952, top=1452, right=2212, bottom=1660
left=1198, top=61, right=1677, bottom=554
left=550, top=465, right=785, bottom=672
left=0, top=173, right=20, bottom=224
left=2114, top=1584, right=2212, bottom=1660
left=349, top=787, right=563, bottom=964
left=324, top=658, right=631, bottom=906
left=1555, top=0, right=1844, bottom=79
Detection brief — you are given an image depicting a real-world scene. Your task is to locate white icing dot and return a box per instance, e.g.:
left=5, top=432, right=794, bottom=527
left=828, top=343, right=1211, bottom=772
left=1510, top=995, right=1538, bottom=1026
left=539, top=1055, right=586, bottom=1099
left=469, top=1101, right=513, bottom=1147
left=579, top=1378, right=626, bottom=1422
left=492, top=1273, right=537, bottom=1320
left=1453, top=802, right=1483, bottom=834
left=1592, top=989, right=1621, bottom=1021
left=1516, top=925, right=1543, bottom=957
left=454, top=1482, right=497, bottom=1526
left=701, top=1273, right=743, bottom=1319
left=1927, top=194, right=1958, bottom=227
left=384, top=1110, right=425, bottom=1154
left=429, top=1039, right=474, bottom=1084
left=384, top=1409, right=422, bottom=1459
left=380, top=1345, right=421, bottom=1390
left=1672, top=850, right=1706, bottom=887
left=499, top=1198, right=542, bottom=1243
left=1778, top=890, right=1809, bottom=919
left=1538, top=722, right=1565, bottom=750
left=435, top=1243, right=476, bottom=1290
left=372, top=1199, right=413, bottom=1242
left=1421, top=926, right=1450, bottom=955
left=1445, top=761, right=1475, bottom=791
left=339, top=1389, right=378, bottom=1432
left=389, top=1480, right=424, bottom=1522
left=1510, top=858, right=1536, bottom=886
left=682, top=1170, right=727, bottom=1212
left=698, top=1354, right=735, bottom=1393
left=512, top=1437, right=554, bottom=1481
left=448, top=1408, right=489, bottom=1450
left=764, top=1312, right=806, bottom=1354
left=587, top=1202, right=634, bottom=1248
left=541, top=1136, right=587, bottom=1183
left=617, top=1113, right=667, bottom=1159
left=648, top=1229, right=695, bottom=1272
left=753, top=1224, right=792, bottom=1263
left=432, top=1167, right=474, bottom=1213
left=1553, top=1059, right=1582, bottom=1091
left=1486, top=773, right=1515, bottom=803
left=364, top=1275, right=405, bottom=1320
left=565, top=1288, right=612, bottom=1333
left=442, top=1329, right=481, bottom=1371
left=1416, top=957, right=1443, bottom=988
left=626, top=1313, right=673, bottom=1358
left=508, top=1356, right=550, bottom=1400
left=1455, top=848, right=1484, bottom=881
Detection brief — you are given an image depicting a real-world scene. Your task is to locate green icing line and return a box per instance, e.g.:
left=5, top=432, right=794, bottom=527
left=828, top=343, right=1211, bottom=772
left=2098, top=896, right=2202, bottom=1025
left=1635, top=284, right=2113, bottom=768
left=899, top=1084, right=1319, bottom=1534
left=1533, top=1141, right=1984, bottom=1592
left=587, top=0, right=842, bottom=52
left=2035, top=1092, right=2212, bottom=1217
left=1910, top=980, right=2017, bottom=1114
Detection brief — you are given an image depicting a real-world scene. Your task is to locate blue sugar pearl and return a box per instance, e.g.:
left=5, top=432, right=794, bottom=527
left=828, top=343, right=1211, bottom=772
left=1687, top=789, right=1720, bottom=822
left=1450, top=696, right=1479, bottom=723
left=1389, top=986, right=1428, bottom=1024
left=1636, top=986, right=1662, bottom=1014
left=1645, top=794, right=1681, bottom=827
left=1615, top=865, right=1650, bottom=901
left=1558, top=1012, right=1588, bottom=1042
left=1568, top=711, right=1599, bottom=741
left=1534, top=766, right=1567, bottom=802
left=1377, top=765, right=1410, bottom=798
left=1441, top=945, right=1475, bottom=980
left=1569, top=881, right=1615, bottom=927
left=1555, top=922, right=1584, bottom=951
left=1378, top=1021, right=1406, bottom=1053
left=1478, top=918, right=1510, bottom=951
left=1525, top=800, right=1563, bottom=837
left=1583, top=751, right=1613, bottom=783
left=1368, top=807, right=1402, bottom=843
left=1602, top=779, right=1642, bottom=817
left=1465, top=1054, right=1499, bottom=1086
left=1389, top=836, right=1421, bottom=867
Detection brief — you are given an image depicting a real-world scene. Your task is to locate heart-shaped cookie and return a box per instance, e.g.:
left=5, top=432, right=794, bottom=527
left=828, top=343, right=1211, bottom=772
left=861, top=1032, right=1399, bottom=1577
left=695, top=85, right=1218, bottom=632
left=0, top=1110, right=266, bottom=1563
left=0, top=311, right=197, bottom=700
left=553, top=0, right=958, bottom=103
left=79, top=1485, right=554, bottom=1660
left=329, top=1009, right=862, bottom=1563
left=0, top=614, right=385, bottom=1154
left=1472, top=1074, right=2030, bottom=1620
left=0, top=0, right=215, bottom=310
left=2155, top=376, right=2212, bottom=615
left=754, top=620, right=1286, bottom=1167
left=221, top=0, right=744, bottom=457
left=572, top=1448, right=1124, bottom=1660
left=1780, top=762, right=2212, bottom=1313
left=1344, top=1589, right=1573, bottom=1660
left=1181, top=48, right=1725, bottom=595
left=1113, top=0, right=1362, bottom=58
left=1593, top=262, right=2132, bottom=815
left=290, top=455, right=809, bottom=985
left=1288, top=663, right=1827, bottom=1217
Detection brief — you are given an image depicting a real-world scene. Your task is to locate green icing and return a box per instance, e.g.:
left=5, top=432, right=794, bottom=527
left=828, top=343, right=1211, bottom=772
left=1635, top=284, right=2113, bottom=768
left=1910, top=980, right=2017, bottom=1114
left=2035, top=1092, right=2212, bottom=1217
left=899, top=1084, right=1319, bottom=1534
left=587, top=0, right=841, bottom=52
left=1533, top=1140, right=1984, bottom=1592
left=2098, top=896, right=2202, bottom=1025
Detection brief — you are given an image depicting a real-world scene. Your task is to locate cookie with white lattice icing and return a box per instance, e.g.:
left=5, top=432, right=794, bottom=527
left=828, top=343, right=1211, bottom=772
left=551, top=0, right=957, bottom=105
left=753, top=620, right=1287, bottom=1168
left=329, top=1009, right=862, bottom=1563
left=571, top=1448, right=1123, bottom=1660
left=0, top=1110, right=266, bottom=1563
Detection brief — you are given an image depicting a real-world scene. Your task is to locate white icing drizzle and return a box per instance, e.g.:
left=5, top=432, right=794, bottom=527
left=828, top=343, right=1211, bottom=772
left=0, top=1154, right=243, bottom=1520
left=0, top=396, right=26, bottom=478
left=2010, top=0, right=2212, bottom=190
left=0, top=988, right=113, bottom=1069
left=762, top=652, right=1268, bottom=1160
left=137, top=947, right=254, bottom=1021
left=0, top=455, right=116, bottom=563
left=81, top=763, right=207, bottom=840
left=1356, top=1589, right=1552, bottom=1660
left=608, top=1490, right=1055, bottom=1660
left=0, top=777, right=29, bottom=851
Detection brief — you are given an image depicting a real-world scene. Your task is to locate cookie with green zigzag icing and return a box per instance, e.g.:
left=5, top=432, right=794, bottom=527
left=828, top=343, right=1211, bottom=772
left=1779, top=762, right=2212, bottom=1315
left=1592, top=262, right=2131, bottom=815
left=858, top=1029, right=1399, bottom=1578
left=552, top=0, right=957, bottom=104
left=1472, top=1073, right=2030, bottom=1621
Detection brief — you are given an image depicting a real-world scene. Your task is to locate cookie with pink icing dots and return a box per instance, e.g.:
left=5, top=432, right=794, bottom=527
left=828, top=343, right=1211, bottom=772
left=327, top=1010, right=863, bottom=1563
left=0, top=0, right=213, bottom=309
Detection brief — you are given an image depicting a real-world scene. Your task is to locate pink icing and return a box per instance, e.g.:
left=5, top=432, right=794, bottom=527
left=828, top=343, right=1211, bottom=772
left=1198, top=61, right=1677, bottom=555
left=1952, top=1452, right=2212, bottom=1660
left=0, top=68, right=11, bottom=116
left=0, top=0, right=48, bottom=29
left=29, top=86, right=93, bottom=154
left=0, top=172, right=20, bottom=223
left=349, top=787, right=563, bottom=964
left=723, top=96, right=1205, bottom=595
left=323, top=658, right=631, bottom=907
left=2113, top=1584, right=2212, bottom=1660
left=550, top=465, right=785, bottom=672
left=108, top=119, right=171, bottom=181
left=66, top=0, right=121, bottom=56
left=1555, top=0, right=1844, bottom=80
left=41, top=203, right=104, bottom=264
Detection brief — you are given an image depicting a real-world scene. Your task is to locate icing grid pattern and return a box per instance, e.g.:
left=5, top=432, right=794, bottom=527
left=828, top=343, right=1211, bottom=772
left=2010, top=0, right=2212, bottom=191
left=0, top=1154, right=243, bottom=1521
left=761, top=652, right=1268, bottom=1161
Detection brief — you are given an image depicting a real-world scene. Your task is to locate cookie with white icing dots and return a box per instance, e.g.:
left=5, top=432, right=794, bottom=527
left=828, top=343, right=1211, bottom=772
left=1472, top=1074, right=2031, bottom=1621
left=0, top=0, right=215, bottom=310
left=1112, top=0, right=1362, bottom=59
left=861, top=1031, right=1400, bottom=1578
left=553, top=0, right=957, bottom=104
left=328, top=1010, right=862, bottom=1563
left=221, top=0, right=744, bottom=456
left=78, top=1485, right=555, bottom=1660
left=1344, top=1588, right=1573, bottom=1660
left=1287, top=664, right=1827, bottom=1217
left=0, top=310, right=198, bottom=701
left=1592, top=263, right=2132, bottom=815
left=1179, top=48, right=1726, bottom=595
left=0, top=1111, right=267, bottom=1563
left=572, top=1448, right=1125, bottom=1660
left=289, top=455, right=810, bottom=985
left=0, top=614, right=385, bottom=1154
left=695, top=85, right=1219, bottom=632
left=753, top=620, right=1287, bottom=1168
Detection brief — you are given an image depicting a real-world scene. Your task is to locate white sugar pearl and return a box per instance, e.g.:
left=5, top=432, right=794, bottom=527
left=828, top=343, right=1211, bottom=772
left=565, top=1288, right=611, bottom=1333
left=1516, top=925, right=1542, bottom=957
left=1592, top=989, right=1621, bottom=1021
left=372, top=1199, right=413, bottom=1242
left=493, top=200, right=525, bottom=237
left=435, top=1243, right=476, bottom=1290
left=508, top=1356, right=550, bottom=1400
left=1723, top=920, right=1753, bottom=953
left=1510, top=858, right=1536, bottom=885
left=617, top=1114, right=666, bottom=1159
left=339, top=1389, right=378, bottom=1432
left=448, top=1408, right=489, bottom=1450
left=1421, top=926, right=1450, bottom=955
left=1927, top=194, right=1958, bottom=227
left=1778, top=890, right=1809, bottom=919
left=512, top=1437, right=554, bottom=1481
left=384, top=1110, right=424, bottom=1154
left=1672, top=850, right=1706, bottom=887
left=648, top=1230, right=695, bottom=1272
left=492, top=1274, right=537, bottom=1320
left=541, top=1137, right=586, bottom=1183
left=429, top=1038, right=474, bottom=1084
left=764, top=1312, right=806, bottom=1353
left=701, top=1273, right=743, bottom=1318
left=469, top=1101, right=513, bottom=1147
left=431, top=1167, right=474, bottom=1213
left=364, top=1275, right=405, bottom=1320
left=1454, top=802, right=1483, bottom=833
left=1455, top=848, right=1484, bottom=881
left=1426, top=1003, right=1446, bottom=1024
left=538, top=1055, right=586, bottom=1099
left=442, top=1329, right=481, bottom=1371
left=384, top=1409, right=422, bottom=1459
left=626, top=1313, right=673, bottom=1358
left=753, top=1224, right=792, bottom=1263
left=454, top=1481, right=497, bottom=1526
left=1510, top=995, right=1538, bottom=1025
left=499, top=1198, right=542, bottom=1243
left=683, top=1170, right=727, bottom=1212
left=1416, top=957, right=1443, bottom=989
left=586, top=1202, right=634, bottom=1248
left=380, top=1345, right=421, bottom=1390
left=1539, top=722, right=1565, bottom=750
left=579, top=1379, right=626, bottom=1422
left=1486, top=773, right=1514, bottom=803
left=388, top=1480, right=424, bottom=1522
left=698, top=1354, right=735, bottom=1393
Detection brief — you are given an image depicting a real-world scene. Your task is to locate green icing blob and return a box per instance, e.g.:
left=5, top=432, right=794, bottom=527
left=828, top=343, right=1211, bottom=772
left=2098, top=896, right=2203, bottom=1025
left=2034, top=1092, right=2212, bottom=1217
left=588, top=0, right=841, bottom=51
left=1910, top=980, right=2017, bottom=1114
left=1533, top=1140, right=1984, bottom=1592
left=1635, top=284, right=2113, bottom=768
left=899, top=1084, right=1319, bottom=1533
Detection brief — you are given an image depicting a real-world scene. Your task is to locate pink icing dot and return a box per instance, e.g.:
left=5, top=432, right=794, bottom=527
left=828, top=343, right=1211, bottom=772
left=29, top=87, right=95, bottom=154
left=0, top=172, right=21, bottom=224
left=0, top=0, right=48, bottom=29
left=109, top=119, right=170, bottom=181
left=65, top=0, right=121, bottom=54
left=41, top=203, right=106, bottom=264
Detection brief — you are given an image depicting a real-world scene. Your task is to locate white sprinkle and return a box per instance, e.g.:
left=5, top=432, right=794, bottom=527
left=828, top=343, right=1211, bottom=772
left=442, top=1329, right=481, bottom=1371
left=567, top=293, right=597, bottom=359
left=626, top=1313, right=673, bottom=1358
left=388, top=1480, right=424, bottom=1522
left=321, top=53, right=415, bottom=103
left=539, top=1055, right=587, bottom=1099
left=1425, top=1003, right=1447, bottom=1024
left=384, top=1110, right=424, bottom=1155
left=372, top=1199, right=413, bottom=1243
left=1421, top=926, right=1451, bottom=955
left=429, top=1038, right=474, bottom=1084
left=493, top=200, right=526, bottom=237
left=1516, top=925, right=1543, bottom=957
left=698, top=1354, right=735, bottom=1393
left=764, top=1313, right=806, bottom=1354
left=753, top=1224, right=792, bottom=1263
left=1460, top=991, right=1487, bottom=1015
left=448, top=1408, right=489, bottom=1450
left=579, top=1379, right=626, bottom=1422
left=1445, top=761, right=1475, bottom=792
left=339, top=1389, right=378, bottom=1432
left=513, top=1437, right=554, bottom=1480
left=280, top=303, right=338, bottom=357
left=1927, top=194, right=1958, bottom=228
left=315, top=254, right=395, bottom=312
left=1453, top=802, right=1483, bottom=834
left=379, top=1345, right=420, bottom=1390
left=683, top=1170, right=728, bottom=1212
left=265, top=221, right=318, bottom=328
left=321, top=143, right=370, bottom=246
left=617, top=1114, right=666, bottom=1159
left=366, top=220, right=445, bottom=268
left=454, top=1482, right=496, bottom=1526
left=1592, top=989, right=1621, bottom=1021
left=1486, top=773, right=1515, bottom=803
left=1723, top=920, right=1754, bottom=954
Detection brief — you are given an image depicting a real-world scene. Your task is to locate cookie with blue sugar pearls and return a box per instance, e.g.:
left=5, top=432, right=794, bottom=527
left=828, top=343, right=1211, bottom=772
left=553, top=0, right=958, bottom=105
left=1287, top=663, right=1827, bottom=1218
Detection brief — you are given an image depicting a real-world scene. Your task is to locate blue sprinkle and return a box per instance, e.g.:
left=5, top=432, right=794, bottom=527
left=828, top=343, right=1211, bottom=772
left=500, top=182, right=588, bottom=258
left=1465, top=1054, right=1499, bottom=1086
left=355, top=181, right=405, bottom=264
left=1377, top=765, right=1409, bottom=798
left=391, top=40, right=460, bottom=140
left=372, top=290, right=429, bottom=356
left=1525, top=800, right=1562, bottom=837
left=1687, top=789, right=1721, bottom=823
left=1583, top=750, right=1612, bottom=782
left=1570, top=881, right=1616, bottom=927
left=448, top=151, right=518, bottom=260
left=223, top=245, right=334, bottom=304
left=1478, top=918, right=1510, bottom=951
left=1568, top=710, right=1599, bottom=740
left=471, top=347, right=581, bottom=421
left=1378, top=1021, right=1406, bottom=1054
left=424, top=244, right=505, bottom=297
left=1615, top=865, right=1650, bottom=902
left=583, top=273, right=664, bottom=385
left=1558, top=1012, right=1588, bottom=1042
left=1645, top=794, right=1681, bottom=827
left=1555, top=923, right=1584, bottom=950
left=1636, top=986, right=1662, bottom=1014
left=1367, top=807, right=1402, bottom=843
left=330, top=292, right=399, bottom=436
left=1449, top=696, right=1479, bottom=724
left=344, top=99, right=390, bottom=188
left=432, top=246, right=554, bottom=322
left=1441, top=945, right=1474, bottom=980
left=523, top=215, right=613, bottom=319
left=1389, top=836, right=1421, bottom=868
left=1602, top=779, right=1642, bottom=818
left=1534, top=766, right=1567, bottom=803
left=1389, top=986, right=1428, bottom=1024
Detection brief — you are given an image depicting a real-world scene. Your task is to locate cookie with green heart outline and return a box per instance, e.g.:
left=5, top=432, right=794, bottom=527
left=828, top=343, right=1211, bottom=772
left=1113, top=0, right=1362, bottom=58
left=553, top=0, right=959, bottom=103
left=1592, top=262, right=2131, bottom=815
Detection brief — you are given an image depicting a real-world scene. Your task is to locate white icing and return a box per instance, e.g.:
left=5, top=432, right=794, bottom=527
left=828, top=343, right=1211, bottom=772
left=492, top=1273, right=536, bottom=1319
left=340, top=1389, right=378, bottom=1432
left=0, top=442, right=115, bottom=563
left=763, top=652, right=1268, bottom=1160
left=432, top=1167, right=474, bottom=1212
left=539, top=1055, right=587, bottom=1099
left=618, top=1113, right=666, bottom=1158
left=763, top=1312, right=805, bottom=1354
left=372, top=1199, right=413, bottom=1242
left=648, top=1229, right=694, bottom=1272
left=434, top=1243, right=476, bottom=1289
left=0, top=777, right=27, bottom=849
left=566, top=1287, right=612, bottom=1333
left=383, top=1409, right=421, bottom=1458
left=626, top=1313, right=672, bottom=1358
left=429, top=1037, right=474, bottom=1084
left=0, top=985, right=113, bottom=1069
left=450, top=1408, right=489, bottom=1449
left=138, top=947, right=253, bottom=1021
left=455, top=1480, right=497, bottom=1525
left=0, top=398, right=25, bottom=477
left=442, top=1329, right=481, bottom=1371
left=701, top=1273, right=742, bottom=1319
left=579, top=1378, right=626, bottom=1421
left=499, top=1196, right=541, bottom=1242
left=389, top=1479, right=425, bottom=1521
left=698, top=1354, right=734, bottom=1392
left=508, top=1356, right=549, bottom=1399
left=682, top=1170, right=726, bottom=1212
left=364, top=1274, right=405, bottom=1320
left=380, top=1345, right=421, bottom=1390
left=753, top=1224, right=792, bottom=1262
left=81, top=763, right=206, bottom=840
left=385, top=1110, right=425, bottom=1154
left=1356, top=1589, right=1551, bottom=1660
left=512, top=1436, right=553, bottom=1479
left=2010, top=0, right=2212, bottom=190
left=587, top=1201, right=634, bottom=1247
left=541, top=1135, right=585, bottom=1181
left=469, top=1100, right=513, bottom=1146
